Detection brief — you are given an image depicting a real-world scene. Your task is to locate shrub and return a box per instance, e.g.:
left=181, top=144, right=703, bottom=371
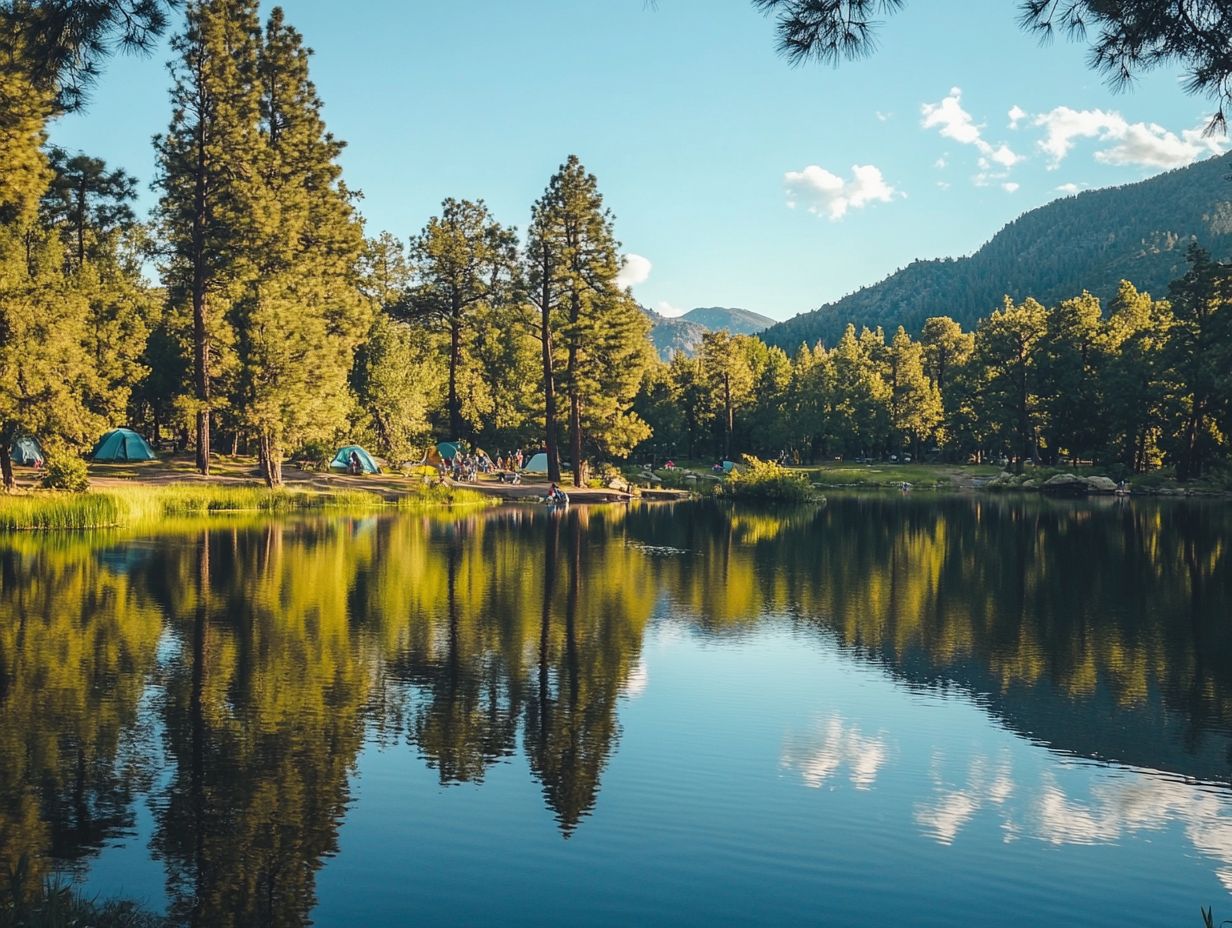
left=292, top=439, right=334, bottom=472
left=718, top=455, right=816, bottom=503
left=41, top=449, right=90, bottom=492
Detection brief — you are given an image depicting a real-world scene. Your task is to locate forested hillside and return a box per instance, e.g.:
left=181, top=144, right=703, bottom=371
left=761, top=153, right=1232, bottom=349
left=644, top=305, right=774, bottom=359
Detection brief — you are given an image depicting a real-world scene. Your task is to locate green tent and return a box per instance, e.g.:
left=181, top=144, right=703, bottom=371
left=437, top=441, right=459, bottom=460
left=524, top=452, right=549, bottom=474
left=331, top=445, right=380, bottom=474
left=92, top=428, right=156, bottom=462
left=9, top=436, right=43, bottom=466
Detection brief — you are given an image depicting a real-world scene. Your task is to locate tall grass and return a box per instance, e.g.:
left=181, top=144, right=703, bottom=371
left=395, top=483, right=495, bottom=511
left=0, top=485, right=385, bottom=531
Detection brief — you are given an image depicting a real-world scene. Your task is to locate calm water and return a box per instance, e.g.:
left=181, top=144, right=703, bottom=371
left=1, top=496, right=1230, bottom=926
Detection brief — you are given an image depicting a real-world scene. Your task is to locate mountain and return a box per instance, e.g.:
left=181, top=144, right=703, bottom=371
left=760, top=152, right=1232, bottom=350
left=642, top=305, right=775, bottom=360
left=680, top=306, right=775, bottom=335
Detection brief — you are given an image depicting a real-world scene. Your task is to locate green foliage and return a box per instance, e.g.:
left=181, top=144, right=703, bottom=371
left=718, top=455, right=816, bottom=502
left=0, top=485, right=383, bottom=531
left=394, top=483, right=494, bottom=511
left=40, top=449, right=89, bottom=492
left=760, top=153, right=1232, bottom=350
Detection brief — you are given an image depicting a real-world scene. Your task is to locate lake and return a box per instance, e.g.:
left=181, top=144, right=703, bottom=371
left=1, top=496, right=1229, bottom=926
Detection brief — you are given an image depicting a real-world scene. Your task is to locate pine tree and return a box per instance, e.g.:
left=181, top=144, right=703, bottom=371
left=409, top=198, right=518, bottom=442
left=0, top=228, right=103, bottom=489
left=154, top=0, right=265, bottom=475
left=232, top=7, right=367, bottom=487
left=1102, top=281, right=1172, bottom=472
left=886, top=326, right=940, bottom=457
left=526, top=156, right=626, bottom=486
left=972, top=297, right=1049, bottom=468
left=699, top=330, right=755, bottom=460
left=40, top=148, right=136, bottom=269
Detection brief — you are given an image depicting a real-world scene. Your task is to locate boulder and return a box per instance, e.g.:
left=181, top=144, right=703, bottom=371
left=1042, top=473, right=1089, bottom=496
left=1085, top=476, right=1119, bottom=494
left=1021, top=479, right=1040, bottom=490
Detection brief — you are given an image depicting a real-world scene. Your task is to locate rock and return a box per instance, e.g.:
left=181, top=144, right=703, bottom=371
left=1021, top=479, right=1040, bottom=490
left=606, top=478, right=631, bottom=493
left=1085, top=476, right=1118, bottom=494
left=1042, top=473, right=1089, bottom=496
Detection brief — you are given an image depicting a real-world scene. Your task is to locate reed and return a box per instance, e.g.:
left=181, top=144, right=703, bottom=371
left=394, top=483, right=495, bottom=511
left=0, top=485, right=386, bottom=531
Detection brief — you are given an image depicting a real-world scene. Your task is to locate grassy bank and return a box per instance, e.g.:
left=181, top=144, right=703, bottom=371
left=394, top=483, right=495, bottom=511
left=0, top=485, right=385, bottom=531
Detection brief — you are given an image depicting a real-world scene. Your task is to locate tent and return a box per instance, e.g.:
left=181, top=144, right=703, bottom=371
left=10, top=436, right=43, bottom=466
left=524, top=452, right=549, bottom=474
left=437, top=441, right=459, bottom=461
left=330, top=445, right=380, bottom=474
left=92, top=428, right=156, bottom=462
left=722, top=460, right=738, bottom=474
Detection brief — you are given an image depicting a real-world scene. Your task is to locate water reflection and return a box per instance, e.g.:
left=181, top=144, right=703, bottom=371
left=0, top=497, right=1228, bottom=924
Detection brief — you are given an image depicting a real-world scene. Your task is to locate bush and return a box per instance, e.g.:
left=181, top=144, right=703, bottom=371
left=292, top=439, right=334, bottom=472
left=718, top=455, right=816, bottom=503
left=41, top=450, right=89, bottom=492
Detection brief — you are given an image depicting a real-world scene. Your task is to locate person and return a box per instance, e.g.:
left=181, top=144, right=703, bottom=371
left=514, top=449, right=523, bottom=470
left=546, top=482, right=567, bottom=505
left=664, top=459, right=675, bottom=470
left=348, top=450, right=361, bottom=476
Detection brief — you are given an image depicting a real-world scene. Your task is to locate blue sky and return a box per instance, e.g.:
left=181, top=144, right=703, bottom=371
left=49, top=0, right=1225, bottom=321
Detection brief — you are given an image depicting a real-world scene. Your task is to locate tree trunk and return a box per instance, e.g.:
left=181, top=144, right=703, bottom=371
left=541, top=287, right=561, bottom=484
left=0, top=444, right=13, bottom=492
left=569, top=393, right=584, bottom=488
left=723, top=374, right=733, bottom=461
left=192, top=105, right=211, bottom=477
left=259, top=433, right=283, bottom=489
left=448, top=307, right=462, bottom=441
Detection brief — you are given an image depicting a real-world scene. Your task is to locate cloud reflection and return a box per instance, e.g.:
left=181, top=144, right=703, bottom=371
left=781, top=716, right=889, bottom=791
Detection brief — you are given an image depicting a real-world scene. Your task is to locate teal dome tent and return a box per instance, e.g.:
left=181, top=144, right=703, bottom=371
left=9, top=436, right=43, bottom=466
left=91, top=428, right=156, bottom=462
left=330, top=445, right=380, bottom=474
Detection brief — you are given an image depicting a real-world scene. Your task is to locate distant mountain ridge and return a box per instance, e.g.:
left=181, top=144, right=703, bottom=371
left=642, top=305, right=776, bottom=359
left=760, top=152, right=1232, bottom=350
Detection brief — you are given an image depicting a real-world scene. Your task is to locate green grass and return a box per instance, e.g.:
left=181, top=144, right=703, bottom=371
left=394, top=483, right=495, bottom=511
left=0, top=484, right=386, bottom=531
left=804, top=462, right=1000, bottom=488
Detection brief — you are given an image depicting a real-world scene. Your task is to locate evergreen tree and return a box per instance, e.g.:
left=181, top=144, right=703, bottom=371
left=40, top=147, right=136, bottom=269
left=829, top=324, right=890, bottom=457
left=154, top=0, right=265, bottom=475
left=1040, top=291, right=1105, bottom=464
left=886, top=326, right=940, bottom=456
left=0, top=229, right=103, bottom=488
left=972, top=297, right=1049, bottom=467
left=699, top=330, right=755, bottom=460
left=1102, top=281, right=1173, bottom=472
left=232, top=7, right=368, bottom=487
left=409, top=198, right=518, bottom=442
left=1162, top=246, right=1232, bottom=481
left=526, top=156, right=628, bottom=486
left=352, top=314, right=444, bottom=463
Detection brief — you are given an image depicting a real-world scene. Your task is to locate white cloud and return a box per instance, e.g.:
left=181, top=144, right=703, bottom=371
left=922, top=86, right=982, bottom=144
left=1034, top=106, right=1227, bottom=169
left=784, top=163, right=897, bottom=220
left=615, top=253, right=652, bottom=290
left=656, top=300, right=686, bottom=317
left=1002, top=182, right=1020, bottom=193
left=921, top=87, right=1024, bottom=178
left=936, top=180, right=951, bottom=190
left=1008, top=105, right=1027, bottom=129
left=934, top=156, right=948, bottom=169
left=875, top=110, right=893, bottom=122
left=1055, top=182, right=1085, bottom=195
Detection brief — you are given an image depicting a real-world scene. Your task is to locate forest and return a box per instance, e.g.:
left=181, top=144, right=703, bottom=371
left=2, top=0, right=1232, bottom=492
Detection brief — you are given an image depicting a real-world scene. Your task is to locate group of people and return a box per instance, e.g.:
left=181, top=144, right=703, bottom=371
left=438, top=448, right=529, bottom=483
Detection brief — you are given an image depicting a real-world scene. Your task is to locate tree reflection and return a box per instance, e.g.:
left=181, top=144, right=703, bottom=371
left=0, top=496, right=1229, bottom=921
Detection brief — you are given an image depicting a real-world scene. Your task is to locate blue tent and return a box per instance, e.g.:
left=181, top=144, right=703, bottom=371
left=437, top=441, right=459, bottom=460
left=92, top=428, right=156, bottom=462
left=10, top=436, right=42, bottom=466
left=331, top=445, right=380, bottom=474
left=524, top=452, right=549, bottom=474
